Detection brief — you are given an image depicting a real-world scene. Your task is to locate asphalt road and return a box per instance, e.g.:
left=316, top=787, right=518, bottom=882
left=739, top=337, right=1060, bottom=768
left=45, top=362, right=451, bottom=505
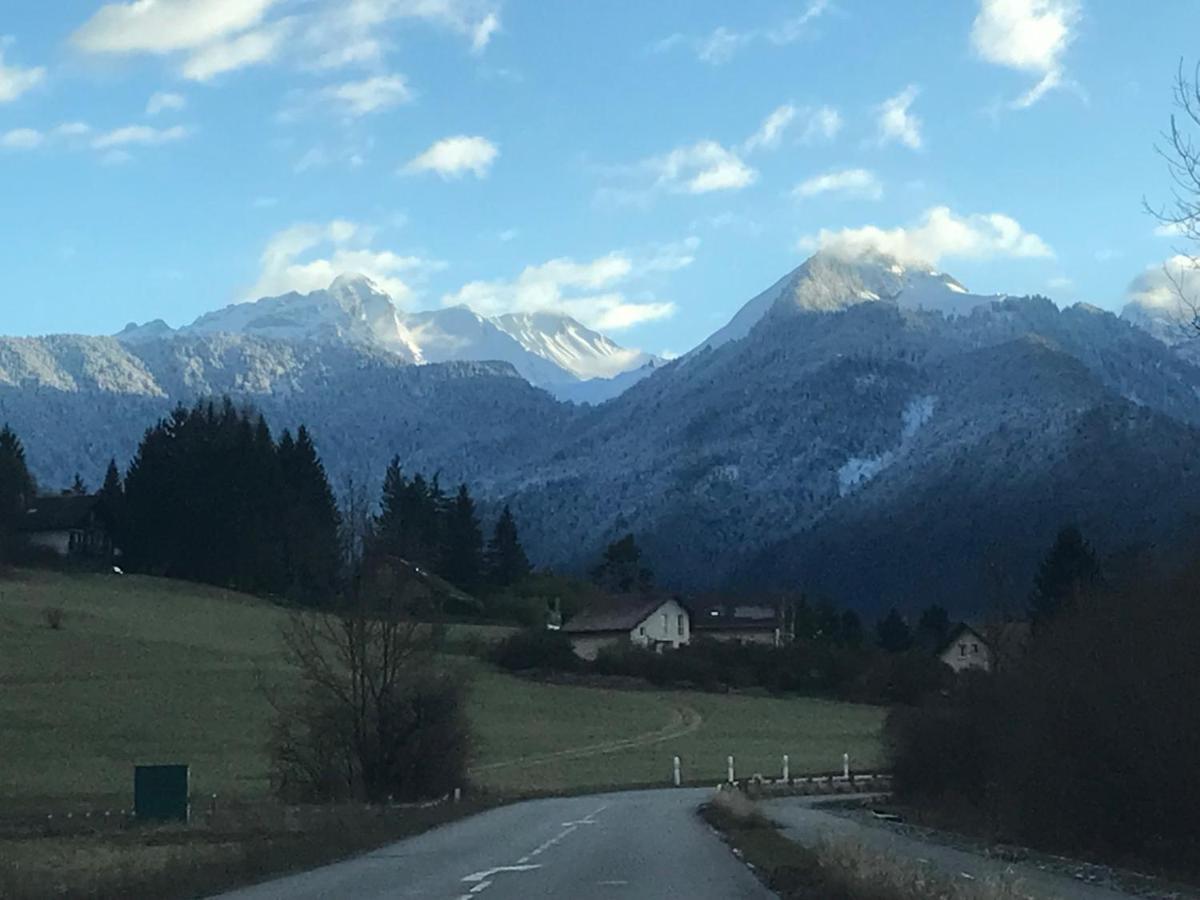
left=213, top=789, right=771, bottom=900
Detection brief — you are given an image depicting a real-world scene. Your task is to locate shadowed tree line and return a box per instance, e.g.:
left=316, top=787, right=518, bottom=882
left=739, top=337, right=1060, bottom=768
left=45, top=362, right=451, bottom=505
left=886, top=525, right=1200, bottom=876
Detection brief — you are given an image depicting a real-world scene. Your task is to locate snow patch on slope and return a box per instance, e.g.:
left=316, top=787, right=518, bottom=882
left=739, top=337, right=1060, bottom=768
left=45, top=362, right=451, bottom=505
left=838, top=394, right=937, bottom=496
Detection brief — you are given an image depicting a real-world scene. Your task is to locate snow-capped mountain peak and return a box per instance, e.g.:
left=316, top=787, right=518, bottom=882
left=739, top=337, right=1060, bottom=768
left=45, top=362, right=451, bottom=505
left=137, top=276, right=656, bottom=397
left=694, top=249, right=996, bottom=353
left=494, top=311, right=660, bottom=380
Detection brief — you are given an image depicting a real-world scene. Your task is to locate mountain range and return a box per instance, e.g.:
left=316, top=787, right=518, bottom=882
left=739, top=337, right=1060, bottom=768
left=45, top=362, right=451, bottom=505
left=117, top=273, right=659, bottom=402
left=4, top=250, right=1199, bottom=615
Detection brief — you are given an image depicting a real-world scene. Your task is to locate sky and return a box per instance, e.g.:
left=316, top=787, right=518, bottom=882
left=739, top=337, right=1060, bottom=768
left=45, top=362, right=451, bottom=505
left=1, top=0, right=1198, bottom=356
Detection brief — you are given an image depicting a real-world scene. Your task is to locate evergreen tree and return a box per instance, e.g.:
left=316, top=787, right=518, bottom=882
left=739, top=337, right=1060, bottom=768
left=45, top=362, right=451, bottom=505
left=440, top=483, right=483, bottom=593
left=278, top=427, right=341, bottom=605
left=916, top=604, right=951, bottom=650
left=590, top=533, right=654, bottom=594
left=0, top=425, right=35, bottom=561
left=485, top=504, right=531, bottom=590
left=1030, top=525, right=1101, bottom=627
left=837, top=610, right=864, bottom=648
left=876, top=607, right=913, bottom=653
left=97, top=458, right=126, bottom=553
left=69, top=473, right=87, bottom=496
left=122, top=398, right=333, bottom=598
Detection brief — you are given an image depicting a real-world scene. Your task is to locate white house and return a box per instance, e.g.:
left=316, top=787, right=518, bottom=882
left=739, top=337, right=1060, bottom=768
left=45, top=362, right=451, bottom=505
left=938, top=621, right=1031, bottom=673
left=563, top=594, right=691, bottom=661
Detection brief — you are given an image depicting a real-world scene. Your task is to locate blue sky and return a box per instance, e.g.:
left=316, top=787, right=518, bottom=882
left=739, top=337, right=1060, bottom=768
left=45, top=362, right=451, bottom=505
left=1, top=0, right=1198, bottom=355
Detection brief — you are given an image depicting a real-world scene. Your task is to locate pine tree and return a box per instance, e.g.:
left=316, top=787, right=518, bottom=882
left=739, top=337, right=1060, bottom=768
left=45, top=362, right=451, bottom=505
left=440, top=483, right=483, bottom=593
left=485, top=504, right=531, bottom=590
left=838, top=610, right=864, bottom=648
left=876, top=607, right=913, bottom=653
left=590, top=533, right=654, bottom=594
left=0, top=425, right=35, bottom=562
left=69, top=473, right=87, bottom=496
left=1030, top=525, right=1101, bottom=627
left=278, top=426, right=341, bottom=605
left=97, top=458, right=126, bottom=553
left=915, top=604, right=951, bottom=650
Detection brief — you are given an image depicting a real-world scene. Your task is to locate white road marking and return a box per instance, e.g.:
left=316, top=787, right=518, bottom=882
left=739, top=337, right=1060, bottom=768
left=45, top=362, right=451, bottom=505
left=456, top=804, right=609, bottom=898
left=461, top=865, right=541, bottom=883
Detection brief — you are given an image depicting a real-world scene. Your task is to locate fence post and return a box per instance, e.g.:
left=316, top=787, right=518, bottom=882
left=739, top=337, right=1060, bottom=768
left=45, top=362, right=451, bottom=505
left=673, top=756, right=681, bottom=787
left=843, top=753, right=850, bottom=780
left=782, top=754, right=789, bottom=783
left=727, top=755, right=735, bottom=784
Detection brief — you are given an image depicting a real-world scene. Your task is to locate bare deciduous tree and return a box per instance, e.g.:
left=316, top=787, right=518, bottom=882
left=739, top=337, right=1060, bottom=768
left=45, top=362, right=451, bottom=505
left=1146, top=60, right=1200, bottom=332
left=267, top=478, right=470, bottom=804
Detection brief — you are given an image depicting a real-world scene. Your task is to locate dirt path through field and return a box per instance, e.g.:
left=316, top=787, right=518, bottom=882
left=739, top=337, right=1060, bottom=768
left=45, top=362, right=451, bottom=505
left=471, top=703, right=704, bottom=774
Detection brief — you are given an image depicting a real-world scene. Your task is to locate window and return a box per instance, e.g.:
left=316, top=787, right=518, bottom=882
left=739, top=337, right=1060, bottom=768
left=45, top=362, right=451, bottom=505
left=662, top=612, right=668, bottom=632
left=638, top=626, right=645, bottom=637
left=972, top=642, right=979, bottom=653
left=677, top=615, right=685, bottom=636
left=960, top=644, right=967, bottom=657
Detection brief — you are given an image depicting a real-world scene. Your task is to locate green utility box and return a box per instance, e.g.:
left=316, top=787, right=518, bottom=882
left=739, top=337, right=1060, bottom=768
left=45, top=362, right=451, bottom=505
left=134, top=764, right=190, bottom=823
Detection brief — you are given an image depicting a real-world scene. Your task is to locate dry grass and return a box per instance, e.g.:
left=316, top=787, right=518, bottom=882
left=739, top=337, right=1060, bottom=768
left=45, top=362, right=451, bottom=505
left=0, top=799, right=487, bottom=900
left=703, top=789, right=1031, bottom=900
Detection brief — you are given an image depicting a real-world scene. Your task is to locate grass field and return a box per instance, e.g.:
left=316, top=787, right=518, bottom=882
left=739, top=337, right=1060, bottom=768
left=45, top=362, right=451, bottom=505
left=0, top=569, right=884, bottom=811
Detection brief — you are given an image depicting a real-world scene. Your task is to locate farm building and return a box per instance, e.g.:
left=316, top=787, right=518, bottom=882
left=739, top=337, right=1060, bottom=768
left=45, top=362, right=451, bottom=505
left=687, top=600, right=785, bottom=646
left=563, top=593, right=691, bottom=660
left=938, top=621, right=1031, bottom=673
left=18, top=495, right=114, bottom=560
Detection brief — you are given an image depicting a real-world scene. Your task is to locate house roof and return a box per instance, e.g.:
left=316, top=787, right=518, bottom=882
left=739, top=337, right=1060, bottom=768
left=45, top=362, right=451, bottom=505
left=937, top=621, right=1031, bottom=658
left=563, top=593, right=682, bottom=634
left=685, top=598, right=781, bottom=632
left=18, top=495, right=102, bottom=533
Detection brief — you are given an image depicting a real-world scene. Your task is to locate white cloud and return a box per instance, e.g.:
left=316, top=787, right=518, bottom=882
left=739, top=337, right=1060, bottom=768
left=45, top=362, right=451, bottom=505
left=246, top=219, right=440, bottom=302
left=147, top=91, right=187, bottom=115
left=741, top=104, right=796, bottom=153
left=1154, top=222, right=1188, bottom=238
left=471, top=11, right=501, bottom=53
left=766, top=0, right=832, bottom=44
left=72, top=0, right=499, bottom=81
left=655, top=141, right=757, bottom=194
left=793, top=168, right=883, bottom=200
left=876, top=85, right=922, bottom=149
left=442, top=244, right=691, bottom=332
left=92, top=124, right=190, bottom=149
left=1047, top=275, right=1073, bottom=289
left=1, top=122, right=96, bottom=152
left=658, top=1, right=830, bottom=65
left=299, top=0, right=501, bottom=70
left=71, top=0, right=279, bottom=53
left=1, top=128, right=44, bottom=150
left=0, top=43, right=45, bottom=103
left=971, top=0, right=1079, bottom=109
left=403, top=135, right=498, bottom=179
left=322, top=74, right=412, bottom=117
left=801, top=105, right=842, bottom=143
left=696, top=27, right=752, bottom=65
left=53, top=122, right=92, bottom=138
left=800, top=205, right=1053, bottom=266
left=180, top=20, right=290, bottom=81
left=1125, top=255, right=1200, bottom=315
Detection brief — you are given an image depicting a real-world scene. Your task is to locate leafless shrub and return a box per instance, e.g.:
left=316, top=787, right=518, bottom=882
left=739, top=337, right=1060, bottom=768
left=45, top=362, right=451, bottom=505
left=43, top=606, right=65, bottom=630
left=267, top=556, right=471, bottom=804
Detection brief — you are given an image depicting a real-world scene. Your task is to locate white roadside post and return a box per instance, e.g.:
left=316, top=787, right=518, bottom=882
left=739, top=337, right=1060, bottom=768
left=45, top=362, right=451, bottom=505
left=673, top=756, right=681, bottom=787
left=727, top=755, right=735, bottom=784
left=782, top=754, right=789, bottom=783
left=843, top=752, right=850, bottom=781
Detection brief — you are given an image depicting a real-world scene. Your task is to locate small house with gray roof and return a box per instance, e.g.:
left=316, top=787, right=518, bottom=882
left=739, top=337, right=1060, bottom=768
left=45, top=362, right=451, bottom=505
left=562, top=593, right=691, bottom=660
